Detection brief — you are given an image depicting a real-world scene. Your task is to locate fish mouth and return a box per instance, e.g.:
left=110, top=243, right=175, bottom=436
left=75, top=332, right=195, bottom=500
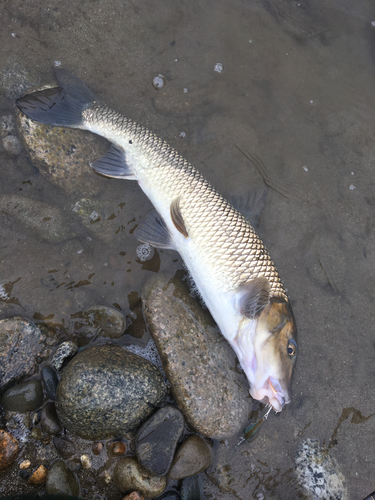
left=250, top=376, right=288, bottom=412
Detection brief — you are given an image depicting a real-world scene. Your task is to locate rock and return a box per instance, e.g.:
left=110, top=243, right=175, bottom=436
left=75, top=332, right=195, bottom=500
left=71, top=304, right=126, bottom=346
left=55, top=345, right=167, bottom=439
left=0, top=430, right=19, bottom=471
left=122, top=493, right=145, bottom=500
left=2, top=135, right=21, bottom=155
left=114, top=457, right=167, bottom=499
left=16, top=96, right=107, bottom=196
left=111, top=441, right=127, bottom=456
left=181, top=476, right=200, bottom=500
left=41, top=402, right=62, bottom=435
left=19, top=460, right=31, bottom=469
left=0, top=316, right=48, bottom=393
left=41, top=365, right=59, bottom=400
left=28, top=464, right=48, bottom=485
left=168, top=435, right=211, bottom=480
left=51, top=341, right=78, bottom=371
left=1, top=61, right=40, bottom=100
left=46, top=459, right=80, bottom=496
left=136, top=405, right=184, bottom=476
left=155, top=492, right=181, bottom=500
left=31, top=427, right=43, bottom=440
left=142, top=274, right=252, bottom=439
left=53, top=436, right=76, bottom=459
left=1, top=380, right=43, bottom=413
left=0, top=194, right=74, bottom=243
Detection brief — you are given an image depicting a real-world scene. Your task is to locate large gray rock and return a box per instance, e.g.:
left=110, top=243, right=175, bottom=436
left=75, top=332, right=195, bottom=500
left=142, top=274, right=252, bottom=439
left=0, top=317, right=49, bottom=393
left=55, top=344, right=167, bottom=439
left=46, top=459, right=80, bottom=497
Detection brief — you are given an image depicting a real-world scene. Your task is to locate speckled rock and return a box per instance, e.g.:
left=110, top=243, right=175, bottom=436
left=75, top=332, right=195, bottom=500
left=55, top=345, right=167, bottom=439
left=46, top=459, right=80, bottom=496
left=41, top=365, right=59, bottom=400
left=0, top=316, right=48, bottom=393
left=1, top=379, right=43, bottom=413
left=53, top=436, right=76, bottom=459
left=142, top=274, right=252, bottom=439
left=136, top=405, right=184, bottom=476
left=16, top=95, right=107, bottom=196
left=71, top=304, right=126, bottom=346
left=114, top=457, right=167, bottom=499
left=0, top=194, right=74, bottom=243
left=0, top=430, right=19, bottom=471
left=41, top=402, right=62, bottom=435
left=168, top=435, right=211, bottom=480
left=52, top=341, right=78, bottom=371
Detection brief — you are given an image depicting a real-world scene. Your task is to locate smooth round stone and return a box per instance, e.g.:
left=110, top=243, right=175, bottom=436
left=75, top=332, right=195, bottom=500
left=142, top=274, right=252, bottom=439
left=0, top=316, right=48, bottom=393
left=71, top=305, right=126, bottom=346
left=46, top=459, right=80, bottom=496
left=1, top=379, right=43, bottom=413
left=53, top=436, right=76, bottom=459
left=41, top=402, right=62, bottom=435
left=41, top=365, right=59, bottom=400
left=168, top=435, right=212, bottom=480
left=28, top=464, right=48, bottom=485
left=52, top=341, right=78, bottom=371
left=181, top=475, right=200, bottom=500
left=55, top=345, right=167, bottom=439
left=114, top=457, right=166, bottom=499
left=0, top=430, right=19, bottom=471
left=136, top=405, right=184, bottom=476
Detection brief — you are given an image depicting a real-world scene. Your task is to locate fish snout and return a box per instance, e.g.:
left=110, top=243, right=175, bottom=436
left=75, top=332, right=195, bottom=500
left=250, top=376, right=289, bottom=412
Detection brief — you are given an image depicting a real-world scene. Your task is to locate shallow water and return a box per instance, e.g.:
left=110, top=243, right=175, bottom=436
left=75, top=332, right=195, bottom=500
left=1, top=0, right=375, bottom=498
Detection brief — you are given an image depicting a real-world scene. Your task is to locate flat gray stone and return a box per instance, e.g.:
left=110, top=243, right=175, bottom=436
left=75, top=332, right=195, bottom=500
left=142, top=274, right=252, bottom=439
left=55, top=344, right=167, bottom=439
left=1, top=379, right=43, bottom=413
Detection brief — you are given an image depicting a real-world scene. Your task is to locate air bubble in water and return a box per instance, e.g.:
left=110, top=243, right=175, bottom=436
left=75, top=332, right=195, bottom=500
left=214, top=63, right=223, bottom=73
left=152, top=75, right=166, bottom=90
left=136, top=243, right=152, bottom=261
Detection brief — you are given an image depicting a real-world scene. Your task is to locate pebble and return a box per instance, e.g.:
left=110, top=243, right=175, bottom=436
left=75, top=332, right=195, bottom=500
left=51, top=341, right=78, bottom=371
left=1, top=379, right=43, bottom=413
left=0, top=194, right=74, bottom=243
left=0, top=430, right=19, bottom=471
left=71, top=304, right=126, bottom=345
left=135, top=405, right=184, bottom=476
left=55, top=345, right=167, bottom=439
left=92, top=441, right=103, bottom=455
left=156, top=492, right=181, bottom=500
left=0, top=316, right=48, bottom=393
left=181, top=475, right=200, bottom=500
left=114, top=457, right=167, bottom=499
left=122, top=492, right=145, bottom=500
left=111, top=441, right=126, bottom=456
left=41, top=365, right=59, bottom=400
left=53, top=436, right=76, bottom=459
left=19, top=460, right=31, bottom=469
left=46, top=459, right=80, bottom=496
left=28, top=464, right=48, bottom=485
left=31, top=427, right=43, bottom=440
left=142, top=274, right=252, bottom=438
left=168, top=435, right=211, bottom=480
left=2, top=135, right=22, bottom=155
left=41, top=402, right=62, bottom=435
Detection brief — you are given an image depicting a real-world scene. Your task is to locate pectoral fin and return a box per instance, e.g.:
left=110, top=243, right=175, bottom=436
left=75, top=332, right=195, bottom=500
left=170, top=197, right=189, bottom=238
left=234, top=276, right=270, bottom=319
left=134, top=210, right=175, bottom=250
left=90, top=145, right=136, bottom=179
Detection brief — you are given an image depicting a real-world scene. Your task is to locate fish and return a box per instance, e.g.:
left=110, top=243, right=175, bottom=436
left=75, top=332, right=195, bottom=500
left=16, top=68, right=297, bottom=412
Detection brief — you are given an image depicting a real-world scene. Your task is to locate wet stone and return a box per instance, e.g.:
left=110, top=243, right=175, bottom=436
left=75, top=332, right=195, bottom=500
left=122, top=492, right=145, bottom=500
left=1, top=379, right=43, bottom=413
left=114, top=457, right=167, bottom=499
left=136, top=405, right=184, bottom=476
left=28, top=464, right=48, bottom=485
left=142, top=274, right=252, bottom=439
left=168, top=435, right=211, bottom=480
left=55, top=344, right=167, bottom=439
left=53, top=436, right=76, bottom=459
left=46, top=459, right=80, bottom=496
left=0, top=430, right=19, bottom=471
left=181, top=476, right=200, bottom=500
left=52, top=341, right=78, bottom=371
left=156, top=492, right=181, bottom=500
left=41, top=365, right=59, bottom=400
left=41, top=402, right=62, bottom=435
left=0, top=316, right=48, bottom=393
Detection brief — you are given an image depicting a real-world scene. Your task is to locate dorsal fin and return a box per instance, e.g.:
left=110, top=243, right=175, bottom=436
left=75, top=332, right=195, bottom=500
left=234, top=276, right=270, bottom=319
left=170, top=197, right=188, bottom=238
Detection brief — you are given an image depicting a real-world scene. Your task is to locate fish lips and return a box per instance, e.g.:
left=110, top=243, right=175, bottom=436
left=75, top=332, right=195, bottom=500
left=250, top=376, right=289, bottom=412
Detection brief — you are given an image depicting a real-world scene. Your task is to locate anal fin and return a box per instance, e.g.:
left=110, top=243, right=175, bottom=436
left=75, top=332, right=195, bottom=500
left=234, top=276, right=270, bottom=319
left=134, top=210, right=175, bottom=250
left=170, top=196, right=188, bottom=238
left=90, top=144, right=136, bottom=179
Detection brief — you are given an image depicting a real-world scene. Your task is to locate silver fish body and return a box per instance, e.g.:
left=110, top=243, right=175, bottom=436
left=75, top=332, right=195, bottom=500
left=16, top=69, right=297, bottom=411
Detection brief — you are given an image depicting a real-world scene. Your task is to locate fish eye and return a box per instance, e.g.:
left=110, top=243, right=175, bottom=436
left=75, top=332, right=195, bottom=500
left=287, top=339, right=297, bottom=356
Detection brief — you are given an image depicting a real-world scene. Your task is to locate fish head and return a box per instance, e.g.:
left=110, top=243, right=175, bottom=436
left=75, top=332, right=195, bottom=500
left=237, top=299, right=297, bottom=412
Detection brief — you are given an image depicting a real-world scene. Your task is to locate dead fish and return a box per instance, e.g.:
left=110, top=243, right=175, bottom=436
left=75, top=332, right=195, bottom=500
left=16, top=69, right=297, bottom=412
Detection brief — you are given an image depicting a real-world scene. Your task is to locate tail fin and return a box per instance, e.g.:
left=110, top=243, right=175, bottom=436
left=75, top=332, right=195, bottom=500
left=16, top=68, right=96, bottom=128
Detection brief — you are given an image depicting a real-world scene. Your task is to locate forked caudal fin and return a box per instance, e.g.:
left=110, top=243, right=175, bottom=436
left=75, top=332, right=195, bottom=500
left=16, top=68, right=96, bottom=128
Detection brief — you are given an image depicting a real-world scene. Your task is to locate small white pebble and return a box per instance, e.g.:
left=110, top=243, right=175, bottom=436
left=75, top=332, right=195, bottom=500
left=310, top=100, right=314, bottom=104
left=214, top=63, right=223, bottom=73
left=351, top=171, right=354, bottom=175
left=303, top=166, right=308, bottom=172
left=249, top=39, right=252, bottom=43
left=349, top=185, right=356, bottom=190
left=77, top=249, right=83, bottom=254
left=80, top=454, right=91, bottom=469
left=371, top=21, right=375, bottom=27
left=89, top=210, right=99, bottom=222
left=183, top=88, right=187, bottom=93
left=179, top=131, right=186, bottom=139
left=54, top=61, right=62, bottom=67
left=11, top=33, right=16, bottom=37
left=174, top=58, right=178, bottom=62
